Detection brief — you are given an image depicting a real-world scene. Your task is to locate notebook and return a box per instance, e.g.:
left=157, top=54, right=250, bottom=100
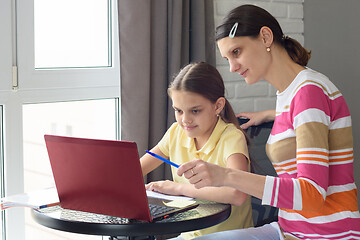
left=44, top=135, right=198, bottom=222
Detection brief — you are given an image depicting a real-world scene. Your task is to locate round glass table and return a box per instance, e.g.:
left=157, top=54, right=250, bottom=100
left=32, top=200, right=231, bottom=240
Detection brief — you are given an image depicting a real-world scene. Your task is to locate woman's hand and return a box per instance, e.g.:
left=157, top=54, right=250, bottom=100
left=177, top=159, right=229, bottom=189
left=145, top=180, right=181, bottom=195
left=177, top=159, right=266, bottom=200
left=237, top=109, right=275, bottom=129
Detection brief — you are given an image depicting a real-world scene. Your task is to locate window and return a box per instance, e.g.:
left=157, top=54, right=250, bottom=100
left=0, top=0, right=120, bottom=239
left=34, top=0, right=111, bottom=68
left=17, top=0, right=119, bottom=90
left=23, top=99, right=117, bottom=240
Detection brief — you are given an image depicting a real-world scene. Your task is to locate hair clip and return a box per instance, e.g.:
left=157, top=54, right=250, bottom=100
left=229, top=22, right=238, bottom=38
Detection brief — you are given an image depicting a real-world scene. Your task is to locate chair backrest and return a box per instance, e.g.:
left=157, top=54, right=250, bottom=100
left=238, top=118, right=278, bottom=227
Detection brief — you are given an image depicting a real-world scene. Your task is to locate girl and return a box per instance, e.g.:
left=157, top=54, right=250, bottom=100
left=178, top=5, right=360, bottom=240
left=140, top=62, right=253, bottom=239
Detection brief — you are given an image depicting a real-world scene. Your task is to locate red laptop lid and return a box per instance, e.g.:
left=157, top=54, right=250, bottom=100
left=44, top=135, right=152, bottom=222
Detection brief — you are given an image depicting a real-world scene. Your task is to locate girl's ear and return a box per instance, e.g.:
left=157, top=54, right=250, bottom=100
left=215, top=97, right=226, bottom=115
left=259, top=26, right=274, bottom=48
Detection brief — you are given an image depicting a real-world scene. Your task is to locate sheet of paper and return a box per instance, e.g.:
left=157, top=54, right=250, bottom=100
left=163, top=199, right=197, bottom=208
left=146, top=190, right=193, bottom=201
left=1, top=187, right=59, bottom=210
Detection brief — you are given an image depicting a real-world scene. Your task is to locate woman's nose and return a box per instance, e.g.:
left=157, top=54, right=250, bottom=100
left=229, top=59, right=240, bottom=73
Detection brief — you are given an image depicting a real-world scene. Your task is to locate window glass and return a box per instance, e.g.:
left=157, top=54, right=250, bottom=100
left=23, top=99, right=117, bottom=240
left=34, top=0, right=110, bottom=68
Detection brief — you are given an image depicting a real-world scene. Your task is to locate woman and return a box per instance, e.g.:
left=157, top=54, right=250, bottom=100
left=177, top=5, right=360, bottom=240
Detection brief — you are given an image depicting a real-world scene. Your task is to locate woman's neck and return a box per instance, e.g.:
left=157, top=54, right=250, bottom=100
left=265, top=46, right=306, bottom=93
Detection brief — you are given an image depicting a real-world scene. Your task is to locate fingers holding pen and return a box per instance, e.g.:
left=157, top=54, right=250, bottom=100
left=177, top=159, right=220, bottom=189
left=177, top=160, right=198, bottom=178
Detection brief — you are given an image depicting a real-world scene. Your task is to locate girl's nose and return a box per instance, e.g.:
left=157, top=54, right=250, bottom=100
left=182, top=113, right=192, bottom=124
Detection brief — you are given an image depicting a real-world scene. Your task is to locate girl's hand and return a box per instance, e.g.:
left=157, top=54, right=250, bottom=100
left=177, top=159, right=228, bottom=189
left=237, top=109, right=275, bottom=129
left=145, top=180, right=181, bottom=196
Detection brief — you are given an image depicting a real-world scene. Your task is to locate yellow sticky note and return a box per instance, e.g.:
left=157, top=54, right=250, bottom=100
left=163, top=199, right=196, bottom=208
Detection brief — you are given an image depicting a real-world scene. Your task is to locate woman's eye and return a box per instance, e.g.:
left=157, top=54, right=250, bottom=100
left=192, top=110, right=200, bottom=114
left=233, top=49, right=240, bottom=56
left=175, top=109, right=182, bottom=114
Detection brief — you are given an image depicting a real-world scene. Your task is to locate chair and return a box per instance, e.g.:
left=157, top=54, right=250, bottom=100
left=238, top=118, right=278, bottom=227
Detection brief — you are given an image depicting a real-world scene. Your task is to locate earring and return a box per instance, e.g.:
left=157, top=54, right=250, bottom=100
left=266, top=47, right=271, bottom=52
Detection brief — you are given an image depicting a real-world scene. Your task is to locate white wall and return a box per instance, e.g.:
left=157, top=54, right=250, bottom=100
left=304, top=0, right=360, bottom=208
left=214, top=0, right=304, bottom=113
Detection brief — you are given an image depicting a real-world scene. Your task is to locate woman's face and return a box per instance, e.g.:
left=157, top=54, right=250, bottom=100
left=217, top=36, right=271, bottom=85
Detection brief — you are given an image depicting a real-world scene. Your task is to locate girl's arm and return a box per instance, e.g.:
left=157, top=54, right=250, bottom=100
left=140, top=146, right=165, bottom=176
left=147, top=153, right=250, bottom=206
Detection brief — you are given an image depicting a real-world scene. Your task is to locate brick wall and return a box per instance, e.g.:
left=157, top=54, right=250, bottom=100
left=214, top=0, right=304, bottom=114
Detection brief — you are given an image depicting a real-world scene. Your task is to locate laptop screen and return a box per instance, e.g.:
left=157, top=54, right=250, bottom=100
left=44, top=135, right=153, bottom=221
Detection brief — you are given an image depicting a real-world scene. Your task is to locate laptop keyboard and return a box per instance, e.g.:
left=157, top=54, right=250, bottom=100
left=38, top=204, right=178, bottom=223
left=149, top=203, right=176, bottom=217
left=40, top=205, right=131, bottom=224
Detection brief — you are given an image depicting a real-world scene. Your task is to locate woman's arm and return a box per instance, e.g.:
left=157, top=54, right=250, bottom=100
left=177, top=159, right=266, bottom=200
left=140, top=146, right=165, bottom=176
left=147, top=153, right=251, bottom=206
left=237, top=109, right=275, bottom=129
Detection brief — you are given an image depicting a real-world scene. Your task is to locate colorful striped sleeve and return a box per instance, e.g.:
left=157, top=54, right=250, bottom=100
left=263, top=80, right=352, bottom=211
left=263, top=71, right=360, bottom=239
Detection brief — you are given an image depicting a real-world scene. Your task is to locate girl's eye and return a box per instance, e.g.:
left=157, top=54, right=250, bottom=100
left=174, top=109, right=182, bottom=114
left=192, top=110, right=200, bottom=114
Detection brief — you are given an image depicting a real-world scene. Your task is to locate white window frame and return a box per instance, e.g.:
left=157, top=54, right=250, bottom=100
left=0, top=0, right=120, bottom=239
left=17, top=0, right=119, bottom=92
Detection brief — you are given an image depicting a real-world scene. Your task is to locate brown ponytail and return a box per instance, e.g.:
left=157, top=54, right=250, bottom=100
left=222, top=98, right=250, bottom=145
left=282, top=37, right=311, bottom=66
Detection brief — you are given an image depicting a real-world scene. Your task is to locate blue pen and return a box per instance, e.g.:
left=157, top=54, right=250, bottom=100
left=145, top=150, right=179, bottom=168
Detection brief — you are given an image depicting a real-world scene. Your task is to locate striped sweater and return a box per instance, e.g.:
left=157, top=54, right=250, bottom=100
left=263, top=68, right=360, bottom=239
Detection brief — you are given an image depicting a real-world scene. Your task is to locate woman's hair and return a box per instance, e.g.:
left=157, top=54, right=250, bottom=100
left=169, top=62, right=249, bottom=144
left=215, top=4, right=311, bottom=66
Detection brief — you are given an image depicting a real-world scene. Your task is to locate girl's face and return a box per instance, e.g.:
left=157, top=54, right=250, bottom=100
left=217, top=35, right=271, bottom=85
left=171, top=90, right=222, bottom=148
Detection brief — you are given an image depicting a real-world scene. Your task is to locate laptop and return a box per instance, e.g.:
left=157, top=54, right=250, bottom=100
left=44, top=134, right=198, bottom=222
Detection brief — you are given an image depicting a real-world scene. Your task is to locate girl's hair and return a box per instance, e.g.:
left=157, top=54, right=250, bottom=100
left=215, top=4, right=311, bottom=66
left=169, top=62, right=249, bottom=144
